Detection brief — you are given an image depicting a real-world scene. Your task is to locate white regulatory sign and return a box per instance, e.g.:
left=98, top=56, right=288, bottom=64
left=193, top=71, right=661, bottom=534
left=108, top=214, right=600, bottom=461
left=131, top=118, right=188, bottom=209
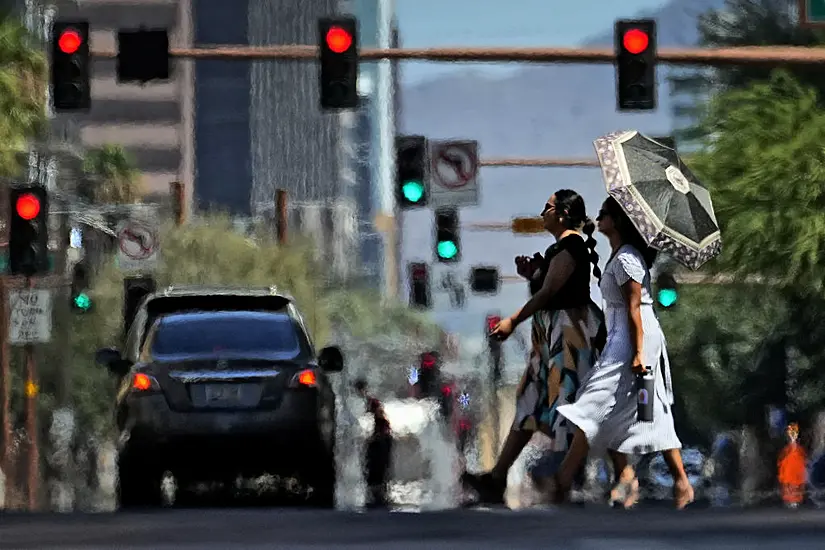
left=117, top=219, right=159, bottom=272
left=9, top=289, right=53, bottom=345
left=428, top=139, right=480, bottom=208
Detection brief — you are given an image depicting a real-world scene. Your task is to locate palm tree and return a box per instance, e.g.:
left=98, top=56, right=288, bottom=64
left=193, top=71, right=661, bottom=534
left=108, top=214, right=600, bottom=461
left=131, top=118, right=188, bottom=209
left=81, top=144, right=141, bottom=203
left=0, top=13, right=47, bottom=177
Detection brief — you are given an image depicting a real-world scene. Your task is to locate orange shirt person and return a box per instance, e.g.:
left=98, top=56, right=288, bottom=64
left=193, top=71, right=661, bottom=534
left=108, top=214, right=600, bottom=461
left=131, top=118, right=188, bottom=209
left=778, top=423, right=806, bottom=507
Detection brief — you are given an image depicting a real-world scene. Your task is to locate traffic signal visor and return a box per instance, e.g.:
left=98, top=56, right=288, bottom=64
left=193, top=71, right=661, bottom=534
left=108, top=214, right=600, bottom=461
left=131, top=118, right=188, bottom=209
left=58, top=29, right=82, bottom=54
left=15, top=193, right=41, bottom=220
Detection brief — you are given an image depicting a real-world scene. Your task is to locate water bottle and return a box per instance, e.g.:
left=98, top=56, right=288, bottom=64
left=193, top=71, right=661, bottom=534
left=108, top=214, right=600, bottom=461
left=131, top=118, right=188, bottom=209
left=636, top=370, right=654, bottom=422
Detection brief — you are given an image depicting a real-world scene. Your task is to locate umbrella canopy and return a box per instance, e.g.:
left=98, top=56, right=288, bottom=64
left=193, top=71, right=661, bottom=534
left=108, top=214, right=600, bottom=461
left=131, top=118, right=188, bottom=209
left=593, top=130, right=722, bottom=271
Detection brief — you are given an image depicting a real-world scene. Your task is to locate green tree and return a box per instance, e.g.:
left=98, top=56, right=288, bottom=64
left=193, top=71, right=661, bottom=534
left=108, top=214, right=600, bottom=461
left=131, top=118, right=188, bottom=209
left=0, top=14, right=47, bottom=177
left=81, top=145, right=141, bottom=203
left=671, top=0, right=825, bottom=143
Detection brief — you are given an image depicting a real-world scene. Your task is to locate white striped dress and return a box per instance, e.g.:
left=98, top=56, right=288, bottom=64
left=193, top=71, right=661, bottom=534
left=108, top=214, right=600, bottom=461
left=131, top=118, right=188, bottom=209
left=556, top=245, right=682, bottom=455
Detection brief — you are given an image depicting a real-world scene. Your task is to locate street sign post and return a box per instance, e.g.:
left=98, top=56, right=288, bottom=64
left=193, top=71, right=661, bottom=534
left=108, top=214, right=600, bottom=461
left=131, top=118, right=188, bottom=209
left=116, top=219, right=159, bottom=272
left=800, top=0, right=825, bottom=26
left=428, top=139, right=479, bottom=208
left=9, top=289, right=52, bottom=345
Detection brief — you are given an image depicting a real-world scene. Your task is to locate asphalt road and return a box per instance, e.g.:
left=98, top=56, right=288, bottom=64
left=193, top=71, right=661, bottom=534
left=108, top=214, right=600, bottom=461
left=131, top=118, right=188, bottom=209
left=2, top=506, right=825, bottom=549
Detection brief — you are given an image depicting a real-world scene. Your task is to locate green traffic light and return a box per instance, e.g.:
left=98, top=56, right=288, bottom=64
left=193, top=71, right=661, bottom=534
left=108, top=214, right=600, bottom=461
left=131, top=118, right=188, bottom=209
left=657, top=288, right=678, bottom=308
left=437, top=240, right=458, bottom=260
left=401, top=180, right=424, bottom=203
left=73, top=293, right=91, bottom=311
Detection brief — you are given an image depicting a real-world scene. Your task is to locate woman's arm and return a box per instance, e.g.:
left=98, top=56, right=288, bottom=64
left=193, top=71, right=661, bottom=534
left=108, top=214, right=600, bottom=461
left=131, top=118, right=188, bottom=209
left=508, top=250, right=576, bottom=327
left=620, top=279, right=645, bottom=366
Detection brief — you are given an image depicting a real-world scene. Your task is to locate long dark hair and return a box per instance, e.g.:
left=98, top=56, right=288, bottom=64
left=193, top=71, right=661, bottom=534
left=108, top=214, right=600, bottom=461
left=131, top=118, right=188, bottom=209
left=603, top=196, right=658, bottom=268
left=553, top=189, right=601, bottom=280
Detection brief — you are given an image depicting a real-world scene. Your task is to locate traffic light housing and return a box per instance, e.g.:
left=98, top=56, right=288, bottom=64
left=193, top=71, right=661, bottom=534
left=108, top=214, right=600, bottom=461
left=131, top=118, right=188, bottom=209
left=9, top=186, right=49, bottom=276
left=470, top=266, right=499, bottom=293
left=51, top=21, right=91, bottom=111
left=117, top=29, right=170, bottom=83
left=123, top=276, right=156, bottom=338
left=655, top=272, right=678, bottom=308
left=417, top=351, right=440, bottom=398
left=408, top=262, right=431, bottom=309
left=318, top=16, right=358, bottom=109
left=434, top=207, right=460, bottom=263
left=396, top=136, right=428, bottom=208
left=615, top=19, right=656, bottom=111
left=71, top=262, right=92, bottom=313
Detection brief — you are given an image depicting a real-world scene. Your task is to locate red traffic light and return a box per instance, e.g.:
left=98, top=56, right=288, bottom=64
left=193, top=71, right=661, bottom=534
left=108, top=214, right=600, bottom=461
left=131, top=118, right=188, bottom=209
left=325, top=26, right=353, bottom=53
left=58, top=29, right=82, bottom=54
left=441, top=384, right=452, bottom=396
left=411, top=264, right=427, bottom=281
left=622, top=29, right=649, bottom=54
left=486, top=315, right=501, bottom=332
left=16, top=194, right=41, bottom=220
left=421, top=353, right=436, bottom=369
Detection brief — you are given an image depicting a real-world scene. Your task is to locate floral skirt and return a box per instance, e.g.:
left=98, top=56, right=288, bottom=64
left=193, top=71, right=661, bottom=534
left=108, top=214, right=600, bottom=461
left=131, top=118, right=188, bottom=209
left=512, top=303, right=606, bottom=451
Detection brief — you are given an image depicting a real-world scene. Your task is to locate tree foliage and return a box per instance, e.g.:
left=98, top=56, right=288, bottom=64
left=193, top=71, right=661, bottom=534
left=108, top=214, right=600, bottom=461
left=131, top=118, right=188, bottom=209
left=670, top=0, right=825, bottom=142
left=689, top=70, right=825, bottom=291
left=81, top=145, right=141, bottom=203
left=0, top=14, right=47, bottom=177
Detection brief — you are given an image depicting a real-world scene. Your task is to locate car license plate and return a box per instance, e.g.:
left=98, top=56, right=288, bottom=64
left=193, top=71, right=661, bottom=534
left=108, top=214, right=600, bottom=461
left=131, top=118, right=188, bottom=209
left=204, top=384, right=241, bottom=404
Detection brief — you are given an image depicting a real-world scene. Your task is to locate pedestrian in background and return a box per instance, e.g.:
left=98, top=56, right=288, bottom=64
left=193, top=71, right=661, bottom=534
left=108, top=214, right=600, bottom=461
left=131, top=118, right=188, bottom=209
left=354, top=379, right=393, bottom=508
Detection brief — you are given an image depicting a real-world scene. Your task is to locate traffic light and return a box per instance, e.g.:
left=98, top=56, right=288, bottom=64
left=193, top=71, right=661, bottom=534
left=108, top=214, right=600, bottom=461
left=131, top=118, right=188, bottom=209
left=615, top=19, right=656, bottom=111
left=408, top=262, right=431, bottom=309
left=318, top=16, right=358, bottom=109
left=123, top=276, right=156, bottom=338
left=51, top=21, right=90, bottom=111
left=117, top=29, right=170, bottom=83
left=434, top=207, right=460, bottom=263
left=470, top=266, right=499, bottom=293
left=439, top=382, right=454, bottom=419
left=9, top=186, right=49, bottom=276
left=396, top=136, right=428, bottom=208
left=417, top=351, right=440, bottom=397
left=71, top=262, right=92, bottom=313
left=655, top=272, right=678, bottom=308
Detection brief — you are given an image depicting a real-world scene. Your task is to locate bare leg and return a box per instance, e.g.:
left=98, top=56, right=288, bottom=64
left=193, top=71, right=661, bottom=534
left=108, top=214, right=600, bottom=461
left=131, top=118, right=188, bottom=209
left=662, top=448, right=694, bottom=509
left=491, top=429, right=533, bottom=482
left=553, top=427, right=590, bottom=501
left=608, top=450, right=639, bottom=508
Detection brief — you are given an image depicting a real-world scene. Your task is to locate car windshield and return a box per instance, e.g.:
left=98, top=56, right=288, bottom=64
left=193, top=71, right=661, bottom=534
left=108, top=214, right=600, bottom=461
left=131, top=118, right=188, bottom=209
left=150, top=311, right=304, bottom=359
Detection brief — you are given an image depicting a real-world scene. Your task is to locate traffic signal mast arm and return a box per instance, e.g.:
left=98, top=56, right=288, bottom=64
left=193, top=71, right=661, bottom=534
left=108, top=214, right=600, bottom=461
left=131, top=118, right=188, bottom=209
left=90, top=44, right=825, bottom=66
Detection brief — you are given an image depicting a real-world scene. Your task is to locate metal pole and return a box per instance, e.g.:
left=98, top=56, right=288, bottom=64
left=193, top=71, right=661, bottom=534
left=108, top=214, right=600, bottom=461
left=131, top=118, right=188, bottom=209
left=275, top=189, right=287, bottom=245
left=89, top=45, right=825, bottom=66
left=0, top=277, right=10, bottom=480
left=24, top=277, right=38, bottom=511
left=480, top=158, right=600, bottom=167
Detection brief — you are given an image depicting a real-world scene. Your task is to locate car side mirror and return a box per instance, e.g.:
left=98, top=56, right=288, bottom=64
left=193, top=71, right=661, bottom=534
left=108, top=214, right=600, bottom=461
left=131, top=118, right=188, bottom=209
left=95, top=347, right=131, bottom=376
left=318, top=346, right=344, bottom=373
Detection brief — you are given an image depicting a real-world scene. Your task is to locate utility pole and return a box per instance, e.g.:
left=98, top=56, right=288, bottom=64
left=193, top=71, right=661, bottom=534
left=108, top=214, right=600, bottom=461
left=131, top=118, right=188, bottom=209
left=170, top=181, right=184, bottom=226
left=24, top=277, right=38, bottom=511
left=0, top=277, right=10, bottom=481
left=275, top=189, right=287, bottom=245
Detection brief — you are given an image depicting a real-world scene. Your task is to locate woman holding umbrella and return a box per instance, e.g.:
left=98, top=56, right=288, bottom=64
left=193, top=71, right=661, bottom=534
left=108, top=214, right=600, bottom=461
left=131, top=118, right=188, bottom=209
left=547, top=131, right=722, bottom=509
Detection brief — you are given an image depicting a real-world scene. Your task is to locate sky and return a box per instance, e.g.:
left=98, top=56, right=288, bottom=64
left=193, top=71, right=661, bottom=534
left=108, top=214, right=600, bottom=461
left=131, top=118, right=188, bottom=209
left=396, top=0, right=672, bottom=84
left=393, top=0, right=673, bottom=373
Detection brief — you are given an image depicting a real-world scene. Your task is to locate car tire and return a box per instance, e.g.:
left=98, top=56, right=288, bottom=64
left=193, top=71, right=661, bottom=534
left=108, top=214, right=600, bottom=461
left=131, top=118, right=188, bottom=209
left=117, top=453, right=163, bottom=509
left=305, top=454, right=336, bottom=508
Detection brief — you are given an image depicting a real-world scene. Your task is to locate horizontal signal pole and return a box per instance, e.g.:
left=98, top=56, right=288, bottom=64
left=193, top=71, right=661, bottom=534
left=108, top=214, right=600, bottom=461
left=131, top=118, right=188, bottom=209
left=90, top=45, right=825, bottom=65
left=480, top=158, right=599, bottom=167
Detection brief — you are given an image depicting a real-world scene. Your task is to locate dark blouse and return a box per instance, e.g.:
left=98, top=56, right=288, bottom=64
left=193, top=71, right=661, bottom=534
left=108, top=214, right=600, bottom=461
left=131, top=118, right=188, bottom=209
left=529, top=233, right=592, bottom=310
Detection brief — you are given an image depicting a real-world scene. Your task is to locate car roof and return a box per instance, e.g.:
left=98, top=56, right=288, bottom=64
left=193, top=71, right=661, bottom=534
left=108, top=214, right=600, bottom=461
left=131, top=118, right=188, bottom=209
left=158, top=310, right=292, bottom=325
left=148, top=285, right=293, bottom=301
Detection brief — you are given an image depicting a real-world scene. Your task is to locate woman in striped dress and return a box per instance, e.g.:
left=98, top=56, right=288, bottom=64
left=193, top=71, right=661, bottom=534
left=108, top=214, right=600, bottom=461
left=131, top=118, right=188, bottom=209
left=553, top=197, right=694, bottom=509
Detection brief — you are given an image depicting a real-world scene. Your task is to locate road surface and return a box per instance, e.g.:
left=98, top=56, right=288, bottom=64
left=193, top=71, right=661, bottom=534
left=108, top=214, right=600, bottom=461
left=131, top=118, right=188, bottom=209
left=2, top=506, right=824, bottom=549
